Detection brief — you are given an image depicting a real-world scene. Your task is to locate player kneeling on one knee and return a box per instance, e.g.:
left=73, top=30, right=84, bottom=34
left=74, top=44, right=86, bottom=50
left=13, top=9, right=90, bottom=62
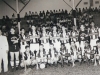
left=60, top=43, right=71, bottom=67
left=20, top=46, right=33, bottom=71
left=96, top=40, right=100, bottom=65
left=36, top=44, right=47, bottom=69
left=77, top=47, right=82, bottom=64
left=48, top=44, right=59, bottom=66
left=94, top=40, right=100, bottom=66
left=84, top=41, right=91, bottom=65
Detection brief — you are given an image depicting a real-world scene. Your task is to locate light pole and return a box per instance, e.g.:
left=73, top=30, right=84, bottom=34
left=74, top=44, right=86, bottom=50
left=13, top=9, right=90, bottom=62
left=16, top=0, right=20, bottom=35
left=72, top=0, right=77, bottom=26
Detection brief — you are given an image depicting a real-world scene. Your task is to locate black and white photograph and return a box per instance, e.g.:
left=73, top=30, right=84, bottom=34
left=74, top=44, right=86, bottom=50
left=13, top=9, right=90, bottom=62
left=0, top=0, right=100, bottom=75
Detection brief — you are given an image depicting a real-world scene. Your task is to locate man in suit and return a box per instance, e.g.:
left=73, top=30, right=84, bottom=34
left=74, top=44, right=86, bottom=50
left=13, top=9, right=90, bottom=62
left=0, top=28, right=9, bottom=73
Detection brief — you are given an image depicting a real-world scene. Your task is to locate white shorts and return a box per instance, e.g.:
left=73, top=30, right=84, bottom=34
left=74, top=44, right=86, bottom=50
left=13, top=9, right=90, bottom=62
left=86, top=54, right=90, bottom=59
left=96, top=55, right=100, bottom=59
left=48, top=57, right=58, bottom=64
left=54, top=41, right=61, bottom=51
left=37, top=57, right=47, bottom=63
left=77, top=55, right=82, bottom=59
left=30, top=43, right=39, bottom=52
left=43, top=43, right=50, bottom=54
left=75, top=42, right=79, bottom=49
left=20, top=59, right=31, bottom=67
left=20, top=45, right=26, bottom=53
left=20, top=41, right=28, bottom=53
left=71, top=55, right=77, bottom=61
left=80, top=41, right=85, bottom=55
left=90, top=39, right=98, bottom=47
left=65, top=43, right=71, bottom=53
left=31, top=59, right=38, bottom=65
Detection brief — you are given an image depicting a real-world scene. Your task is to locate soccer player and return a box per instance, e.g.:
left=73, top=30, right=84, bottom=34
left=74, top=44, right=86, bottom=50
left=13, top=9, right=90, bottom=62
left=70, top=41, right=77, bottom=67
left=90, top=22, right=98, bottom=50
left=48, top=44, right=59, bottom=66
left=20, top=28, right=29, bottom=60
left=60, top=43, right=65, bottom=67
left=20, top=46, right=33, bottom=71
left=37, top=44, right=47, bottom=69
left=84, top=41, right=91, bottom=65
left=79, top=24, right=87, bottom=56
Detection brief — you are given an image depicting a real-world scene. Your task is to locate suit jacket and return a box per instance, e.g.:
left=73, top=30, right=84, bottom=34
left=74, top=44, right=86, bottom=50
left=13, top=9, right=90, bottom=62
left=0, top=35, right=9, bottom=54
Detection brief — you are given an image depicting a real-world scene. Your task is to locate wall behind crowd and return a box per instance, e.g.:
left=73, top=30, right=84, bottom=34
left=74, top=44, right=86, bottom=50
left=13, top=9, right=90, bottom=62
left=0, top=0, right=100, bottom=19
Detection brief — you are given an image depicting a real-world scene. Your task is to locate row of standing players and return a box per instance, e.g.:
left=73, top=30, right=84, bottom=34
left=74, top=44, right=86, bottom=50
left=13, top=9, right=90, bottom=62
left=5, top=21, right=100, bottom=72
left=8, top=22, right=100, bottom=70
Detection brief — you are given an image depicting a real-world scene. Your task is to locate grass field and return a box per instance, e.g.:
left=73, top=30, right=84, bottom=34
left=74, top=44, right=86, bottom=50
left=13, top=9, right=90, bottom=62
left=1, top=62, right=100, bottom=75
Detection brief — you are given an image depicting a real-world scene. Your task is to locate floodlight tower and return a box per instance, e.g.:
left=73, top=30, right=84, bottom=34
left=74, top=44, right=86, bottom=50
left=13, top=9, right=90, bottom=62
left=2, top=0, right=30, bottom=35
